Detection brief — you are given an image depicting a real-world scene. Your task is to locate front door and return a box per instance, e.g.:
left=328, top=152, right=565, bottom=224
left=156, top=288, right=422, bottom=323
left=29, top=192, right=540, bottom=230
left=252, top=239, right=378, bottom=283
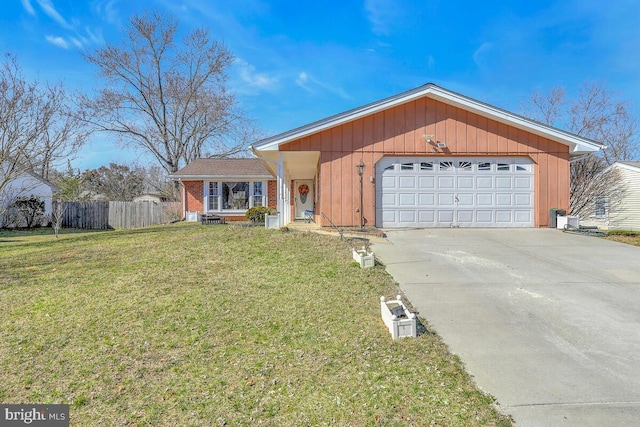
left=294, top=180, right=314, bottom=220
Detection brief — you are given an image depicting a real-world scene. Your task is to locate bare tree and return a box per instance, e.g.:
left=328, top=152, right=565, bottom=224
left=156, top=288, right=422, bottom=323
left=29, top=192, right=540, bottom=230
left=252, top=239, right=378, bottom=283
left=569, top=155, right=626, bottom=219
left=1, top=54, right=41, bottom=216
left=132, top=162, right=173, bottom=196
left=51, top=198, right=65, bottom=238
left=522, top=82, right=638, bottom=218
left=28, top=83, right=90, bottom=181
left=1, top=54, right=88, bottom=217
left=83, top=10, right=256, bottom=187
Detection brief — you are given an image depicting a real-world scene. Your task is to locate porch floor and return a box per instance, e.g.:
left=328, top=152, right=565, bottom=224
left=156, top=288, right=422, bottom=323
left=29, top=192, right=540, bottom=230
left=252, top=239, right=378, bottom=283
left=286, top=220, right=322, bottom=231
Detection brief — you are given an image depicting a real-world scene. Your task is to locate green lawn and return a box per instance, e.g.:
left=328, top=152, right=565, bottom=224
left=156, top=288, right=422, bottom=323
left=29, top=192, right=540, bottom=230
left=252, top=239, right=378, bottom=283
left=605, top=230, right=640, bottom=247
left=0, top=223, right=512, bottom=426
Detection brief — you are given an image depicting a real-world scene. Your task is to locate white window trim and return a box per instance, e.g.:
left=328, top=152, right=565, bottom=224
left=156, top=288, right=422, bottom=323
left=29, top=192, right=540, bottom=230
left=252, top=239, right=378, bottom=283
left=204, top=180, right=267, bottom=213
left=594, top=196, right=608, bottom=219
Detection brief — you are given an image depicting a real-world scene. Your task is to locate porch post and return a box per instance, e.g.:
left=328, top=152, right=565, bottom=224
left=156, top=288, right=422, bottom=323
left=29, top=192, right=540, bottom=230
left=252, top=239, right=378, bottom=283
left=277, top=152, right=285, bottom=227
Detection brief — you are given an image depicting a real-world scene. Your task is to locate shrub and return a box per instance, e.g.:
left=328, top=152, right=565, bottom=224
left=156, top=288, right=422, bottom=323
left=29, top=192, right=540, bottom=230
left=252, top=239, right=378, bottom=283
left=2, top=196, right=45, bottom=229
left=607, top=230, right=640, bottom=236
left=245, top=206, right=275, bottom=223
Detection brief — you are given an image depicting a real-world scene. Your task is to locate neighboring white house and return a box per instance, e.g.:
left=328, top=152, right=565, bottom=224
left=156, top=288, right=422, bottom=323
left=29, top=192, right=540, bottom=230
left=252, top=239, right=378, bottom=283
left=582, top=161, right=640, bottom=230
left=0, top=169, right=59, bottom=227
left=132, top=193, right=177, bottom=203
left=605, top=161, right=640, bottom=231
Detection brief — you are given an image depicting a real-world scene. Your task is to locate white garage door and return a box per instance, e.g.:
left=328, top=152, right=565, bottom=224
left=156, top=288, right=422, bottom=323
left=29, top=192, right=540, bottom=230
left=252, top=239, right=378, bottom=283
left=376, top=157, right=534, bottom=228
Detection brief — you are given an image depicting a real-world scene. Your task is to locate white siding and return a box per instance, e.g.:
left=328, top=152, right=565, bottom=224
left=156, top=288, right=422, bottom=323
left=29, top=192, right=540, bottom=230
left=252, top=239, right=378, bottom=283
left=610, top=165, right=640, bottom=231
left=1, top=173, right=56, bottom=226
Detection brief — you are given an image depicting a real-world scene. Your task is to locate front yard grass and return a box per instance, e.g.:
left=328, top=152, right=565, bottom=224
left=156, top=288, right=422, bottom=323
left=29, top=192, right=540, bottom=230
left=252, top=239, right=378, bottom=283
left=605, top=230, right=640, bottom=247
left=0, top=223, right=512, bottom=426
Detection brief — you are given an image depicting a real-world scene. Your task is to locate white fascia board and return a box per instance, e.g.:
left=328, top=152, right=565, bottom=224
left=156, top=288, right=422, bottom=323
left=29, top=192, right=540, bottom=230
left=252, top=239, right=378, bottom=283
left=613, top=162, right=640, bottom=173
left=252, top=87, right=428, bottom=151
left=426, top=89, right=602, bottom=154
left=252, top=84, right=603, bottom=154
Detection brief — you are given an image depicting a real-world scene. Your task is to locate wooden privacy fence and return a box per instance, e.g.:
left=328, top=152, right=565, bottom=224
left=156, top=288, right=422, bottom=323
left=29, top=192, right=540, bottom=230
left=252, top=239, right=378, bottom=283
left=62, top=201, right=181, bottom=229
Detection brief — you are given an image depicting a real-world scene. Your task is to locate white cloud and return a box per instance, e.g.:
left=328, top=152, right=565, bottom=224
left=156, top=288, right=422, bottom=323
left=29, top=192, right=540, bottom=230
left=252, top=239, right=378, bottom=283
left=91, top=0, right=121, bottom=25
left=295, top=71, right=351, bottom=100
left=295, top=72, right=311, bottom=92
left=365, top=0, right=397, bottom=36
left=45, top=35, right=69, bottom=49
left=473, top=42, right=493, bottom=67
left=21, top=0, right=36, bottom=15
left=36, top=0, right=73, bottom=30
left=84, top=26, right=104, bottom=45
left=236, top=58, right=278, bottom=90
left=69, top=37, right=84, bottom=49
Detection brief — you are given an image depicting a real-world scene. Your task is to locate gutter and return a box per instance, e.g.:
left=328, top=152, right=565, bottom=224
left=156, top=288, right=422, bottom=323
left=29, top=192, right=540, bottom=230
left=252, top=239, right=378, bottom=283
left=570, top=144, right=606, bottom=163
left=250, top=145, right=278, bottom=166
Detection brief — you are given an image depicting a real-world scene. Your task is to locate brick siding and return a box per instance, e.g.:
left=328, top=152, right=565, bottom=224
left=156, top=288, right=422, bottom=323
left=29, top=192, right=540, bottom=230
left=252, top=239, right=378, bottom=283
left=184, top=181, right=204, bottom=213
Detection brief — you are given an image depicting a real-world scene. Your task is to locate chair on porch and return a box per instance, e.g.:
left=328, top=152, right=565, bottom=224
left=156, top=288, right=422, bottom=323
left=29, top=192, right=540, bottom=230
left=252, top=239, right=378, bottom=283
left=304, top=209, right=315, bottom=223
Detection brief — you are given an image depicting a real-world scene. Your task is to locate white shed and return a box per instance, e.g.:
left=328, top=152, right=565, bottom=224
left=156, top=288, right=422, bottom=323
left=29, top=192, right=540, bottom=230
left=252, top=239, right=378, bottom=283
left=1, top=170, right=59, bottom=227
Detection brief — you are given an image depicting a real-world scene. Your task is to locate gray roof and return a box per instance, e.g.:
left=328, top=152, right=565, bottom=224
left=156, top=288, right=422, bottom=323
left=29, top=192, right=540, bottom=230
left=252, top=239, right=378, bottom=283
left=170, top=158, right=274, bottom=179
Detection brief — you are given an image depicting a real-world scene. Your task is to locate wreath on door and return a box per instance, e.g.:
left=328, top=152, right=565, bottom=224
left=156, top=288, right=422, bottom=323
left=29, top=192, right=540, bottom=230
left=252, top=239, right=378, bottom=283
left=298, top=184, right=310, bottom=204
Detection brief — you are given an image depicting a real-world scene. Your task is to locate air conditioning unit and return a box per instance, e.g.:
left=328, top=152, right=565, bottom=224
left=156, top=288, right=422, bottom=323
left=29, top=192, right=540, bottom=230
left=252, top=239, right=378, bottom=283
left=557, top=215, right=579, bottom=230
left=186, top=211, right=199, bottom=222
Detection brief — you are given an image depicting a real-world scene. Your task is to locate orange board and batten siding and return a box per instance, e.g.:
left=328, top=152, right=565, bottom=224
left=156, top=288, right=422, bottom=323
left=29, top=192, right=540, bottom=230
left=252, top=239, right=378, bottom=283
left=280, top=98, right=569, bottom=227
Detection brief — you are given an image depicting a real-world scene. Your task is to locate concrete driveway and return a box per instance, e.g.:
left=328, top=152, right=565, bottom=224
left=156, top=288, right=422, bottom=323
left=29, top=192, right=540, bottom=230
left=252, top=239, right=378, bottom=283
left=372, top=228, right=640, bottom=427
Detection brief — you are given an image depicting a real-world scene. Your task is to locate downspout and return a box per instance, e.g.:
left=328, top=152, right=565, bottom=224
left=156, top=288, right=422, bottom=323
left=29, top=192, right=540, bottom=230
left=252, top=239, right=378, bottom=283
left=178, top=178, right=185, bottom=220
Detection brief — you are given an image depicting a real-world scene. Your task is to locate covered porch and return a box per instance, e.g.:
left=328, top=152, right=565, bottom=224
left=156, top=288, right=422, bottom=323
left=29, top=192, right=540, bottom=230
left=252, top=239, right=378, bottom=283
left=252, top=149, right=320, bottom=228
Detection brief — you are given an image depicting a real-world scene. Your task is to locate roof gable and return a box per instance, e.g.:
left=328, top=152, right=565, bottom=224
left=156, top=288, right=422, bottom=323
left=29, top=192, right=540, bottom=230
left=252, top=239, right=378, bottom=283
left=614, top=161, right=640, bottom=173
left=1, top=161, right=59, bottom=192
left=170, top=158, right=275, bottom=179
left=252, top=83, right=602, bottom=155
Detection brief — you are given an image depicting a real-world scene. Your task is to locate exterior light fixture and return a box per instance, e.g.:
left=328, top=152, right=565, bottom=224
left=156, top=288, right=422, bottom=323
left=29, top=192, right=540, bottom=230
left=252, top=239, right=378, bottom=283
left=356, top=159, right=365, bottom=230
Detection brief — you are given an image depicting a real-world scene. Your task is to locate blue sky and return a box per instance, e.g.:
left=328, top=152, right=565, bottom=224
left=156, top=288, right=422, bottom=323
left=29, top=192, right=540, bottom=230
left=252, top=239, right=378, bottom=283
left=3, top=0, right=640, bottom=170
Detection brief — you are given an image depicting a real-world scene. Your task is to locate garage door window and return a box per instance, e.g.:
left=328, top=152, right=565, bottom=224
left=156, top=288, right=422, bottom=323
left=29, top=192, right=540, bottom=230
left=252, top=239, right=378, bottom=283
left=440, top=161, right=453, bottom=171
left=377, top=157, right=534, bottom=228
left=458, top=161, right=472, bottom=171
left=420, top=162, right=433, bottom=171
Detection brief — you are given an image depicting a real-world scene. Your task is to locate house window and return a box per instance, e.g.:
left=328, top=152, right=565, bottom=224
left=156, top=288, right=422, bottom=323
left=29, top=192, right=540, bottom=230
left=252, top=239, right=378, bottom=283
left=497, top=163, right=510, bottom=171
left=401, top=162, right=414, bottom=171
left=595, top=196, right=608, bottom=218
left=478, top=162, right=491, bottom=171
left=222, top=182, right=249, bottom=210
left=208, top=182, right=219, bottom=210
left=253, top=182, right=264, bottom=207
left=206, top=181, right=265, bottom=211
